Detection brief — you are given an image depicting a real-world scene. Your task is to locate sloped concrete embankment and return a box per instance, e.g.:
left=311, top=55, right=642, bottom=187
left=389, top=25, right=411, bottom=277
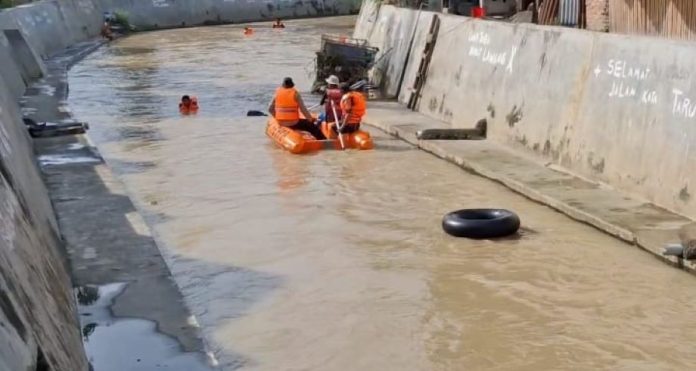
left=356, top=2, right=696, bottom=221
left=0, top=36, right=90, bottom=371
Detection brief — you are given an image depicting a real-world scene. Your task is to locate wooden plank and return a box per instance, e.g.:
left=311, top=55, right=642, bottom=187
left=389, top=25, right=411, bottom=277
left=407, top=14, right=440, bottom=110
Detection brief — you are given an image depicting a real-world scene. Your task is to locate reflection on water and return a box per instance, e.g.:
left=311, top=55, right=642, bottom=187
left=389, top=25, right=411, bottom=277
left=69, top=16, right=696, bottom=371
left=75, top=283, right=211, bottom=371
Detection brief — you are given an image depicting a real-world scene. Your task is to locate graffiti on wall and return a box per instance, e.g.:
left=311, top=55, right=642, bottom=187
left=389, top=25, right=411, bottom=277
left=594, top=59, right=657, bottom=105
left=593, top=58, right=696, bottom=118
left=466, top=31, right=517, bottom=73
left=152, top=0, right=171, bottom=8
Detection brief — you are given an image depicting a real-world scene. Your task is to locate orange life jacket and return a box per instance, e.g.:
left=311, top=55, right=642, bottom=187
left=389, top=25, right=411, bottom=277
left=340, top=92, right=366, bottom=125
left=324, top=88, right=343, bottom=121
left=275, top=87, right=299, bottom=121
left=179, top=96, right=199, bottom=113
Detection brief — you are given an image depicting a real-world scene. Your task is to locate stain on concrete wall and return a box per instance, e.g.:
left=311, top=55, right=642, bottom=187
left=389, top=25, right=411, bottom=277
left=358, top=4, right=696, bottom=218
left=0, top=77, right=89, bottom=369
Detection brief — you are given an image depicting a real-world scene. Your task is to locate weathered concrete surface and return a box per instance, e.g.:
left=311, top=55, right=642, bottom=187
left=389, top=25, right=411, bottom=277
left=356, top=3, right=696, bottom=220
left=354, top=1, right=429, bottom=99
left=0, top=31, right=27, bottom=100
left=25, top=42, right=217, bottom=368
left=0, top=0, right=360, bottom=58
left=0, top=40, right=89, bottom=371
left=97, top=0, right=361, bottom=30
left=364, top=101, right=696, bottom=273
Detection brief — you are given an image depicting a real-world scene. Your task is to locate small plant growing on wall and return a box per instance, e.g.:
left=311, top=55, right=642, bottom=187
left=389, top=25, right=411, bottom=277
left=114, top=10, right=135, bottom=32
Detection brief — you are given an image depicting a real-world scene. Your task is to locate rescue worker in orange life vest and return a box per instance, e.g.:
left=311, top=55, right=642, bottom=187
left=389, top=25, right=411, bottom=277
left=179, top=95, right=199, bottom=113
left=268, top=77, right=326, bottom=139
left=273, top=18, right=285, bottom=28
left=336, top=80, right=367, bottom=134
left=318, top=75, right=343, bottom=124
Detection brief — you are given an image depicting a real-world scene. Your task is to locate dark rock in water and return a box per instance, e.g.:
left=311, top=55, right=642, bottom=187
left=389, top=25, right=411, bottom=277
left=416, top=119, right=487, bottom=140
left=246, top=110, right=267, bottom=117
left=27, top=121, right=89, bottom=138
left=663, top=244, right=684, bottom=257
left=679, top=223, right=696, bottom=259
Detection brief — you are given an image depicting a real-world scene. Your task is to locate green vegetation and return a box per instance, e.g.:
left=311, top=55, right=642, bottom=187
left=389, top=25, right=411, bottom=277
left=1, top=0, right=39, bottom=10
left=0, top=0, right=15, bottom=9
left=112, top=10, right=135, bottom=31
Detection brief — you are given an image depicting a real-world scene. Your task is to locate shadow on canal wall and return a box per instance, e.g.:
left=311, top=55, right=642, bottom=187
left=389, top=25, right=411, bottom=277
left=356, top=1, right=696, bottom=220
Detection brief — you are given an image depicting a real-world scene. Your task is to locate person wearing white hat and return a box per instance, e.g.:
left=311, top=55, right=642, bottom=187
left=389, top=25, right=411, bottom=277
left=318, top=75, right=343, bottom=124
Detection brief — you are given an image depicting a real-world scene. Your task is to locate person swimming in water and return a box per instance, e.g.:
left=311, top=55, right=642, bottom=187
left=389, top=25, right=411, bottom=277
left=272, top=18, right=285, bottom=28
left=179, top=95, right=199, bottom=114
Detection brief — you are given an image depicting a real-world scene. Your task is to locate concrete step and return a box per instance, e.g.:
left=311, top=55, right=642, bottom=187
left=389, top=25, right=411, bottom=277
left=364, top=101, right=696, bottom=274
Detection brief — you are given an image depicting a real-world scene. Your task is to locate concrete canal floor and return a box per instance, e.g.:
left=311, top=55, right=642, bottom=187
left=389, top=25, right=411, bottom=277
left=25, top=16, right=696, bottom=371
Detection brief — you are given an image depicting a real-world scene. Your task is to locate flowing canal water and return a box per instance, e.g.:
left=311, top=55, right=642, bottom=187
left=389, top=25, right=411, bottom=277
left=68, top=16, right=696, bottom=371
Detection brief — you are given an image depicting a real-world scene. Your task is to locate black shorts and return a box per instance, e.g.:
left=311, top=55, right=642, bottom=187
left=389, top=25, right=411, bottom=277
left=289, top=119, right=326, bottom=140
left=334, top=123, right=360, bottom=134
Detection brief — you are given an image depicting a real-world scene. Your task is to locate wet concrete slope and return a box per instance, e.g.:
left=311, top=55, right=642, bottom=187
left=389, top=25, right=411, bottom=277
left=0, top=47, right=89, bottom=371
left=356, top=2, right=696, bottom=219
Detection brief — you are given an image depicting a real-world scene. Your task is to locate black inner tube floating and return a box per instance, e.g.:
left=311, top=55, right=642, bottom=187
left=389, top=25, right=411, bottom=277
left=442, top=209, right=520, bottom=239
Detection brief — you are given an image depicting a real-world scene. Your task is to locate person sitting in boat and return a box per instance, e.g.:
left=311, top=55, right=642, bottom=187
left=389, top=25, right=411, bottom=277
left=179, top=95, right=199, bottom=114
left=272, top=18, right=285, bottom=28
left=268, top=77, right=325, bottom=139
left=244, top=26, right=254, bottom=35
left=318, top=75, right=343, bottom=124
left=336, top=80, right=367, bottom=134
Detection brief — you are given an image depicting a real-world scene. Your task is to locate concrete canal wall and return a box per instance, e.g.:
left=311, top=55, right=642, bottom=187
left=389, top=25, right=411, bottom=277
left=0, top=38, right=89, bottom=371
left=0, top=0, right=359, bottom=369
left=356, top=1, right=696, bottom=220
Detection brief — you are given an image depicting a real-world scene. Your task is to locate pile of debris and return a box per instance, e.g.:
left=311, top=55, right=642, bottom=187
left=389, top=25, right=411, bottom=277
left=23, top=118, right=89, bottom=138
left=312, top=34, right=379, bottom=94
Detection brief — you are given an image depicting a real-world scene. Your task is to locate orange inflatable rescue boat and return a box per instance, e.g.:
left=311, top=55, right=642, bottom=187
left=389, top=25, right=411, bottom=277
left=266, top=116, right=373, bottom=154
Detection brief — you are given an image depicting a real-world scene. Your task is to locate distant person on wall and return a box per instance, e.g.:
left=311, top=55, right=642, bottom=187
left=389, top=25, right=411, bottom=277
left=273, top=18, right=285, bottom=28
left=101, top=21, right=114, bottom=41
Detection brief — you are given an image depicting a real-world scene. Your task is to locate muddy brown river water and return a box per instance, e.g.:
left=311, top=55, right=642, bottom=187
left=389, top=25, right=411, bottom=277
left=68, top=16, right=696, bottom=371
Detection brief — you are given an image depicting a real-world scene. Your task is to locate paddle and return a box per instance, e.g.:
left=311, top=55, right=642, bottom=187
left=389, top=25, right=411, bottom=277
left=246, top=103, right=320, bottom=117
left=330, top=100, right=345, bottom=150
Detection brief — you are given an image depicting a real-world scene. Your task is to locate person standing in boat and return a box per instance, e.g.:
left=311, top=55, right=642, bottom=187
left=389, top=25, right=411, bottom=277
left=318, top=75, right=343, bottom=124
left=268, top=77, right=326, bottom=139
